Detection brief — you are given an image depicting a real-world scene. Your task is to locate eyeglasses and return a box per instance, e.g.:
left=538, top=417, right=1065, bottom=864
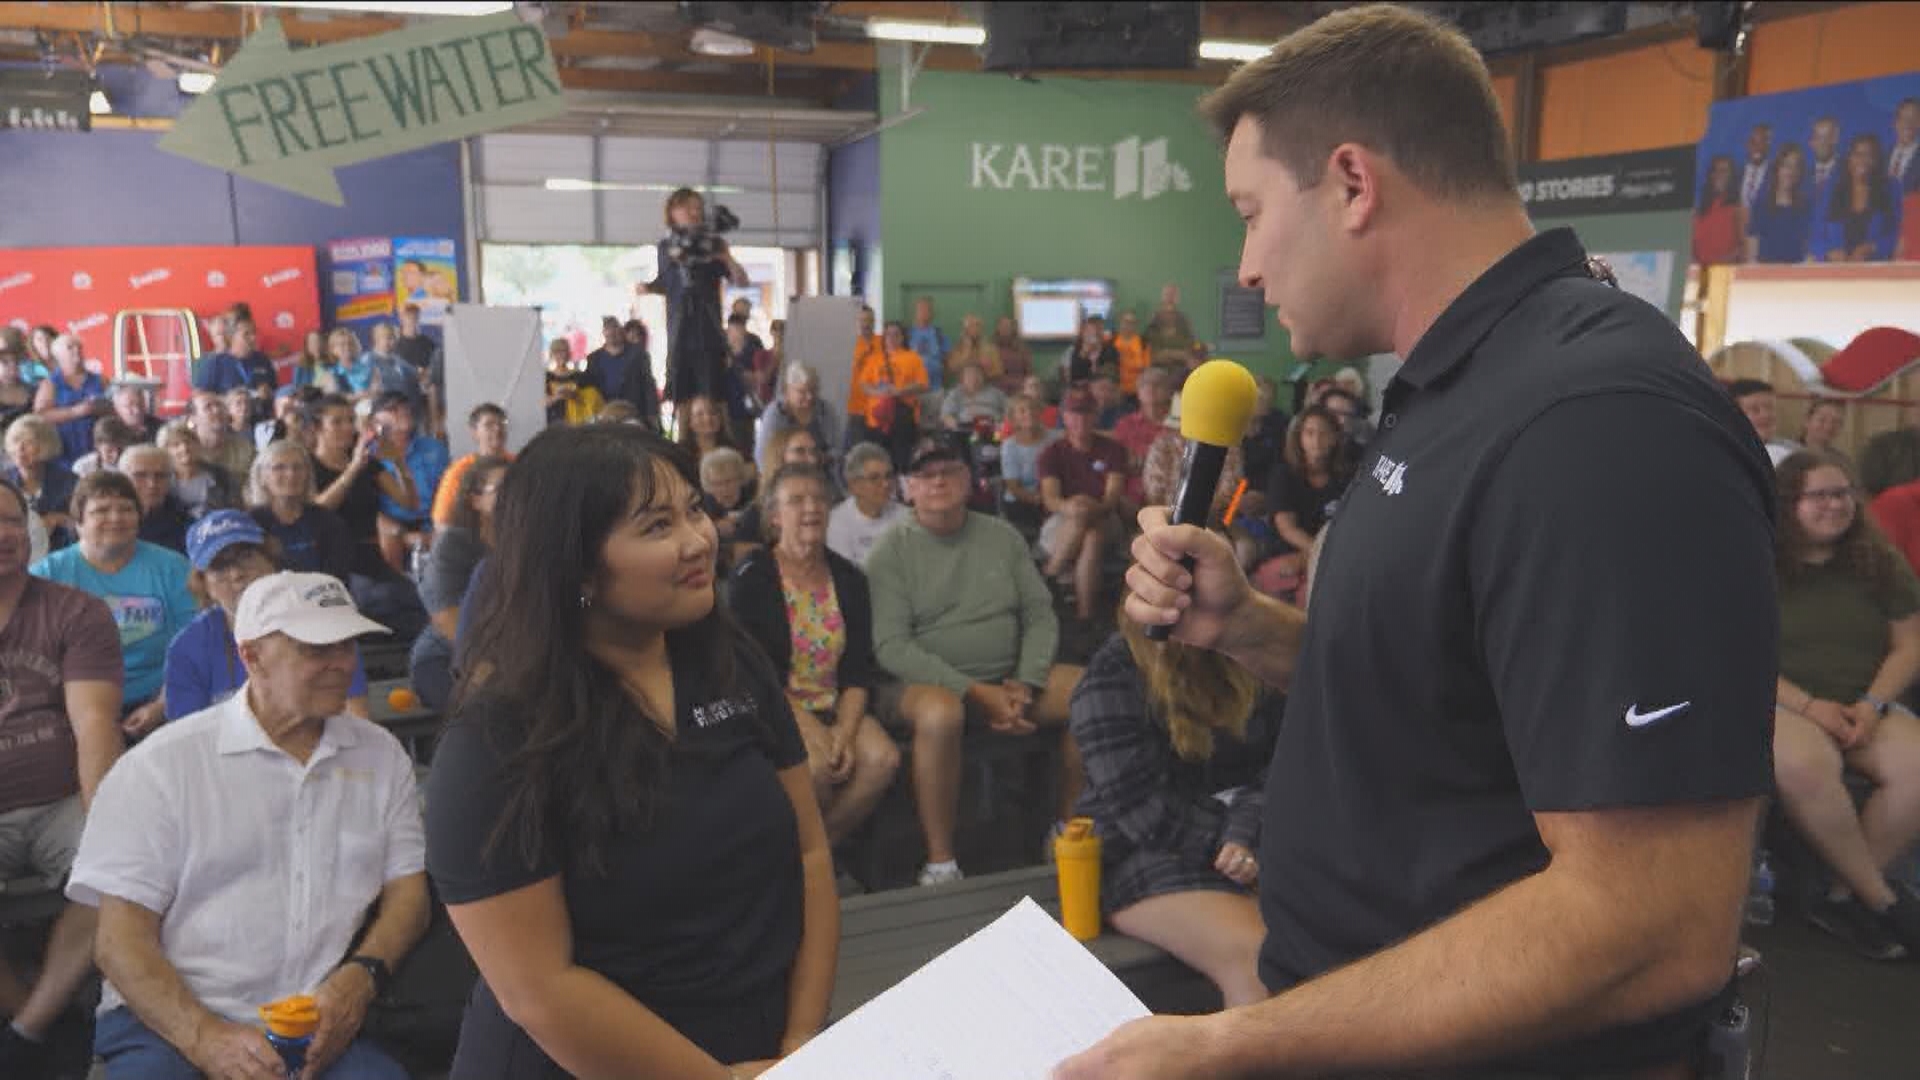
left=854, top=471, right=895, bottom=485
left=1799, top=486, right=1857, bottom=505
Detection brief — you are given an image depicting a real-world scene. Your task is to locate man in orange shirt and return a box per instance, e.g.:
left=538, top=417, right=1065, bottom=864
left=845, top=305, right=883, bottom=442
left=431, top=404, right=513, bottom=526
left=853, top=320, right=928, bottom=469
left=1113, top=310, right=1150, bottom=398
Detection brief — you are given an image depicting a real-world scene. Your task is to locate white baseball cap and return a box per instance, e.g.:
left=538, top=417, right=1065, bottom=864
left=233, top=572, right=389, bottom=646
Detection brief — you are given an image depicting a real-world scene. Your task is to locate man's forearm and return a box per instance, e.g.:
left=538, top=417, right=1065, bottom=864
left=1218, top=594, right=1306, bottom=691
left=350, top=876, right=431, bottom=972
left=98, top=907, right=221, bottom=1053
left=1197, top=824, right=1749, bottom=1077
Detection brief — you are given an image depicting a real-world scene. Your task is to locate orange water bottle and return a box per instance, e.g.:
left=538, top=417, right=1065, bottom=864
left=259, top=995, right=319, bottom=1077
left=1054, top=817, right=1103, bottom=942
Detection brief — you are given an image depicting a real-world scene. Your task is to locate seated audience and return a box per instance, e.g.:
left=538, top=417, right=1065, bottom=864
left=545, top=339, right=603, bottom=426
left=71, top=573, right=427, bottom=1080
left=1145, top=284, right=1195, bottom=367
left=72, top=416, right=138, bottom=477
left=826, top=442, right=907, bottom=569
left=1730, top=378, right=1802, bottom=467
left=123, top=445, right=193, bottom=555
left=679, top=392, right=744, bottom=464
left=755, top=363, right=842, bottom=476
left=411, top=456, right=507, bottom=713
left=157, top=420, right=237, bottom=519
left=1090, top=372, right=1131, bottom=431
left=34, top=334, right=109, bottom=467
left=1112, top=368, right=1173, bottom=506
left=949, top=314, right=999, bottom=388
left=32, top=472, right=195, bottom=741
left=0, top=478, right=123, bottom=1076
left=369, top=391, right=446, bottom=562
left=164, top=512, right=369, bottom=720
left=431, top=403, right=512, bottom=527
left=361, top=322, right=426, bottom=417
left=310, top=394, right=415, bottom=581
left=992, top=316, right=1032, bottom=393
left=5, top=414, right=77, bottom=546
left=324, top=327, right=362, bottom=393
left=1071, top=616, right=1281, bottom=1008
left=1038, top=389, right=1129, bottom=622
left=109, top=385, right=160, bottom=446
left=700, top=447, right=762, bottom=569
left=851, top=321, right=929, bottom=471
left=730, top=464, right=900, bottom=842
left=1803, top=398, right=1846, bottom=455
left=247, top=440, right=355, bottom=581
left=1773, top=451, right=1920, bottom=959
left=1014, top=375, right=1060, bottom=432
left=728, top=313, right=778, bottom=413
left=1256, top=405, right=1352, bottom=600
left=1112, top=311, right=1149, bottom=398
left=1239, top=375, right=1290, bottom=496
left=1059, top=316, right=1118, bottom=388
left=188, top=390, right=255, bottom=481
left=188, top=320, right=252, bottom=394
left=425, top=424, right=831, bottom=1075
left=938, top=362, right=1008, bottom=431
left=0, top=351, right=36, bottom=431
left=867, top=433, right=1084, bottom=885
left=1317, top=385, right=1373, bottom=449
left=223, top=385, right=262, bottom=441
left=997, top=395, right=1059, bottom=534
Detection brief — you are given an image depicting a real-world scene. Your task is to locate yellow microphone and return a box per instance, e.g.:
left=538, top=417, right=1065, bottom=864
left=1148, top=360, right=1259, bottom=641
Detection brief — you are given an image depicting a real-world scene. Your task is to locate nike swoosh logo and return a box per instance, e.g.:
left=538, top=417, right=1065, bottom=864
left=1625, top=701, right=1692, bottom=728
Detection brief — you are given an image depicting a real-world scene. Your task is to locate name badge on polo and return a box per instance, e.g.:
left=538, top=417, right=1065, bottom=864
left=1371, top=453, right=1408, bottom=496
left=691, top=695, right=754, bottom=729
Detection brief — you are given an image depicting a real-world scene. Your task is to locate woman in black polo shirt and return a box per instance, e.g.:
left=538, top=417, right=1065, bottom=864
left=425, top=425, right=836, bottom=1078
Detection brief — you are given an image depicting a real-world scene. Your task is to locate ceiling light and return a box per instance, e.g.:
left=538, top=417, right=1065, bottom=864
left=210, top=1, right=514, bottom=15
left=866, top=21, right=986, bottom=46
left=178, top=71, right=217, bottom=94
left=89, top=88, right=111, bottom=115
left=544, top=179, right=746, bottom=195
left=690, top=28, right=757, bottom=58
left=1199, top=40, right=1271, bottom=63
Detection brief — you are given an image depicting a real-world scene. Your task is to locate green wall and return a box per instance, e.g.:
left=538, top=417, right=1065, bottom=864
left=1531, top=210, right=1692, bottom=320
left=877, top=68, right=1292, bottom=380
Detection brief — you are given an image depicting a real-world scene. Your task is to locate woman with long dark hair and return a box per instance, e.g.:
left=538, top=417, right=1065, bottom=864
left=1772, top=450, right=1920, bottom=959
left=1822, top=134, right=1901, bottom=263
left=1692, top=154, right=1741, bottom=266
left=1746, top=142, right=1813, bottom=264
left=1071, top=611, right=1280, bottom=1007
left=426, top=425, right=835, bottom=1078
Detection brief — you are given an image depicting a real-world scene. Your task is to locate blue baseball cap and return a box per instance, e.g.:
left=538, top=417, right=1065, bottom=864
left=186, top=510, right=267, bottom=571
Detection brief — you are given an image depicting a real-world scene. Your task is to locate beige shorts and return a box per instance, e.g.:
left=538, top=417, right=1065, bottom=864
left=0, top=794, right=84, bottom=883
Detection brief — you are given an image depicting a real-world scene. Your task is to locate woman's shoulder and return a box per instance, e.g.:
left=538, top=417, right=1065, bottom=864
left=1082, top=633, right=1139, bottom=684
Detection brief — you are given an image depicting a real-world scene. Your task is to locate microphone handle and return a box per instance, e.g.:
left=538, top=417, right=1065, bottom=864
left=1145, top=441, right=1228, bottom=642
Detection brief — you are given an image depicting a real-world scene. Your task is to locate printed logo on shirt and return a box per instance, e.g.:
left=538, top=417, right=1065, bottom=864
left=107, top=595, right=168, bottom=647
left=691, top=695, right=755, bottom=729
left=1371, top=454, right=1407, bottom=496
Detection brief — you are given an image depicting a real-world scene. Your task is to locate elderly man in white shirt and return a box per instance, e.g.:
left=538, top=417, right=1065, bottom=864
left=69, top=572, right=429, bottom=1080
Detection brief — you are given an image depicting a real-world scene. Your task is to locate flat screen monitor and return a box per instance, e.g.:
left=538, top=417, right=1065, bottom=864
left=1013, top=277, right=1115, bottom=340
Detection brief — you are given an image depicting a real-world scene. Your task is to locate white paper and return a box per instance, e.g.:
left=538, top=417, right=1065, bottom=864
left=768, top=897, right=1149, bottom=1080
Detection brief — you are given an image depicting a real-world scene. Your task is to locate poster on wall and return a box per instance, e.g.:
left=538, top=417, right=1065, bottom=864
left=1695, top=71, right=1920, bottom=267
left=0, top=245, right=320, bottom=368
left=326, top=236, right=394, bottom=333
left=394, top=237, right=459, bottom=326
left=1518, top=146, right=1695, bottom=217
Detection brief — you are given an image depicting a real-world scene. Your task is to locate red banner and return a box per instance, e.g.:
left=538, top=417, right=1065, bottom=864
left=0, top=245, right=321, bottom=369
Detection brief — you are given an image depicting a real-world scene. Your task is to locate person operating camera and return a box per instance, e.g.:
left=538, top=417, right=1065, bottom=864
left=645, top=188, right=750, bottom=433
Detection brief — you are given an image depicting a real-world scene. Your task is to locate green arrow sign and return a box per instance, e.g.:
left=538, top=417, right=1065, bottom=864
left=160, top=12, right=567, bottom=205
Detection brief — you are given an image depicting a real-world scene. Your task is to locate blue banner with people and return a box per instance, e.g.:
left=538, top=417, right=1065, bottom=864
left=1693, top=70, right=1920, bottom=267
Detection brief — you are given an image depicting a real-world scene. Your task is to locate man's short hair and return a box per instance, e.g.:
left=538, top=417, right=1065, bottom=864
left=93, top=416, right=138, bottom=448
left=727, top=313, right=749, bottom=329
left=71, top=469, right=138, bottom=521
left=700, top=446, right=747, bottom=481
left=1727, top=378, right=1775, bottom=402
left=1199, top=4, right=1516, bottom=204
left=371, top=391, right=413, bottom=417
left=469, top=402, right=507, bottom=426
left=843, top=441, right=892, bottom=487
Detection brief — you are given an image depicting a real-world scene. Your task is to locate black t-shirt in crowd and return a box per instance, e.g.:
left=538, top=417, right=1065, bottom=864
left=249, top=505, right=354, bottom=583
left=1264, top=461, right=1349, bottom=551
left=1258, top=229, right=1777, bottom=1073
left=395, top=333, right=436, bottom=374
left=312, top=458, right=385, bottom=546
left=425, top=633, right=808, bottom=1073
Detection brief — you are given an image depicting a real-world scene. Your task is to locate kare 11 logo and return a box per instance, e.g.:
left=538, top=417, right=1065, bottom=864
left=970, top=137, right=1193, bottom=201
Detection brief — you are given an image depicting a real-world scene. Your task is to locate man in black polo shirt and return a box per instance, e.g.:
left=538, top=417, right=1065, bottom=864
left=1059, top=7, right=1790, bottom=1080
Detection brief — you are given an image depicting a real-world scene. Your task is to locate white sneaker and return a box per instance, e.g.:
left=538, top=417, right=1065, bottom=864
left=917, top=862, right=965, bottom=887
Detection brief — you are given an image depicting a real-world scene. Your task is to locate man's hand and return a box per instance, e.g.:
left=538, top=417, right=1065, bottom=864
left=1215, top=842, right=1258, bottom=887
left=300, top=963, right=377, bottom=1079
left=967, top=682, right=1037, bottom=735
left=1002, top=680, right=1035, bottom=724
left=1843, top=700, right=1883, bottom=750
left=823, top=721, right=855, bottom=785
left=1124, top=506, right=1255, bottom=652
left=1803, top=698, right=1855, bottom=744
left=122, top=700, right=167, bottom=738
left=187, top=1018, right=285, bottom=1080
left=1052, top=1015, right=1219, bottom=1080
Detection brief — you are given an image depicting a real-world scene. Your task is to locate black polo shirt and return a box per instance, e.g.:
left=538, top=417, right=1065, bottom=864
left=1258, top=229, right=1776, bottom=1072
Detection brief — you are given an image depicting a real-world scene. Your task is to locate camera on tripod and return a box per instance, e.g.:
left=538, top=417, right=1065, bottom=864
left=667, top=204, right=740, bottom=267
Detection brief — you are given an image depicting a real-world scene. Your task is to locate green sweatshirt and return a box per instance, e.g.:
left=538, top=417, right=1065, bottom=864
left=866, top=511, right=1060, bottom=694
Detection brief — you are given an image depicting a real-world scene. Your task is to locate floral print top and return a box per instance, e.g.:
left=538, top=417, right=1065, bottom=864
left=782, top=575, right=845, bottom=714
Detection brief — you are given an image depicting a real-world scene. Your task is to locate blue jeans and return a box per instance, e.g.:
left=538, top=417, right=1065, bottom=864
left=95, top=1007, right=408, bottom=1080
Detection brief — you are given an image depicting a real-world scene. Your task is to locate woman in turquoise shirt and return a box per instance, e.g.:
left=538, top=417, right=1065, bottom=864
left=32, top=471, right=196, bottom=738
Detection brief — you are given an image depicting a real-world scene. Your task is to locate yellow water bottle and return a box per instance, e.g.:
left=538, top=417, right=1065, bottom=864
left=1054, top=817, right=1103, bottom=942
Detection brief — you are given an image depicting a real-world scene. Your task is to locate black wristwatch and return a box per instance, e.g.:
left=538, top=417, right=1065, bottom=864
left=343, top=955, right=392, bottom=997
